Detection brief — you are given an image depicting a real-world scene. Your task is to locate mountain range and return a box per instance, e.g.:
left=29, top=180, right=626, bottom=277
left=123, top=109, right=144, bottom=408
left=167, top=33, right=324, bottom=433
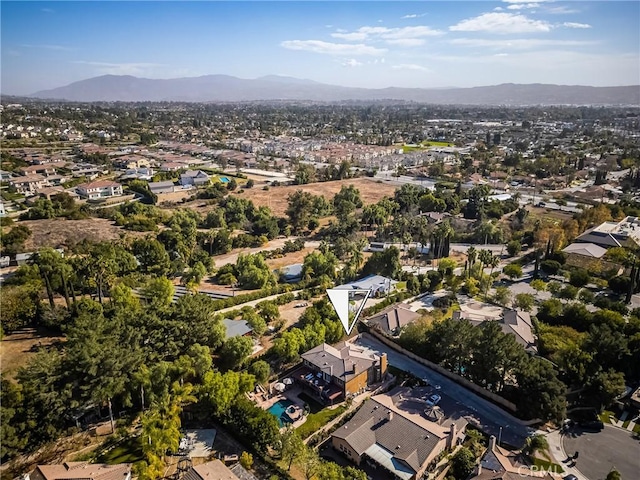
left=29, top=75, right=640, bottom=105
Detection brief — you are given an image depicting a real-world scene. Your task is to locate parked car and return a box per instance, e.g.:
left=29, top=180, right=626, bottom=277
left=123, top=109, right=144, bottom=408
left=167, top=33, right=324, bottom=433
left=426, top=394, right=441, bottom=406
left=579, top=420, right=604, bottom=431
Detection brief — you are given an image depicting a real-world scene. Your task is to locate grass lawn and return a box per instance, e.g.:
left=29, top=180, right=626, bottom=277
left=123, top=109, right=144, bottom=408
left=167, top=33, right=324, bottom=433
left=421, top=140, right=454, bottom=147
left=598, top=410, right=615, bottom=423
left=633, top=423, right=640, bottom=434
left=402, top=145, right=424, bottom=153
left=296, top=405, right=347, bottom=440
left=622, top=419, right=631, bottom=429
left=97, top=437, right=144, bottom=465
left=532, top=457, right=564, bottom=473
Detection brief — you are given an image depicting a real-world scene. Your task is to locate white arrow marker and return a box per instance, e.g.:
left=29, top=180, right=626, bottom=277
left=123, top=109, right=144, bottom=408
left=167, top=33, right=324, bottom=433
left=327, top=288, right=371, bottom=335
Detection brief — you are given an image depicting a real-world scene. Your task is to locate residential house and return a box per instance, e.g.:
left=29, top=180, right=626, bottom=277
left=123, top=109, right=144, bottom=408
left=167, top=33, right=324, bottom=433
left=0, top=256, right=10, bottom=268
left=77, top=180, right=123, bottom=200
left=183, top=460, right=240, bottom=480
left=0, top=201, right=5, bottom=217
left=469, top=435, right=554, bottom=479
left=149, top=180, right=178, bottom=195
left=27, top=462, right=132, bottom=480
left=366, top=304, right=421, bottom=337
left=453, top=302, right=537, bottom=353
left=9, top=174, right=48, bottom=194
left=161, top=162, right=186, bottom=172
left=331, top=390, right=467, bottom=480
left=18, top=163, right=59, bottom=177
left=32, top=186, right=79, bottom=202
left=180, top=170, right=211, bottom=187
left=335, top=274, right=398, bottom=297
left=299, top=337, right=388, bottom=403
left=574, top=216, right=640, bottom=249
left=562, top=242, right=616, bottom=272
left=222, top=319, right=253, bottom=340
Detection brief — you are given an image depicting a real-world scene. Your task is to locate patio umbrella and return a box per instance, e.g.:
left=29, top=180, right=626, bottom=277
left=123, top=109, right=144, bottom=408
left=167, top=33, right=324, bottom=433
left=273, top=382, right=286, bottom=392
left=424, top=405, right=445, bottom=423
left=282, top=377, right=294, bottom=385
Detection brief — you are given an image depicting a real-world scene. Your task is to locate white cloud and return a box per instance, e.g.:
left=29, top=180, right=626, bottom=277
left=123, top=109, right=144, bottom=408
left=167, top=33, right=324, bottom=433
left=386, top=38, right=426, bottom=47
left=546, top=5, right=580, bottom=14
left=21, top=44, right=73, bottom=51
left=392, top=63, right=429, bottom=71
left=494, top=7, right=504, bottom=11
left=342, top=58, right=363, bottom=67
left=401, top=13, right=426, bottom=19
left=280, top=40, right=386, bottom=56
left=501, top=0, right=551, bottom=3
left=449, top=12, right=552, bottom=34
left=41, top=8, right=54, bottom=13
left=563, top=22, right=591, bottom=29
left=72, top=61, right=166, bottom=76
left=450, top=38, right=596, bottom=49
left=330, top=25, right=443, bottom=47
left=507, top=3, right=540, bottom=10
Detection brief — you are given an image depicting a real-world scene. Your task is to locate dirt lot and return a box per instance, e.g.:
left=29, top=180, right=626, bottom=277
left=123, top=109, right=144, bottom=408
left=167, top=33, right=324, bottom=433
left=18, top=218, right=145, bottom=251
left=177, top=178, right=398, bottom=217
left=0, top=328, right=65, bottom=380
left=241, top=177, right=398, bottom=216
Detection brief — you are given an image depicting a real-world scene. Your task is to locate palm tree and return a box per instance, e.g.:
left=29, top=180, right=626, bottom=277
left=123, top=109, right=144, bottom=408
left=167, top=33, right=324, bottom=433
left=523, top=434, right=549, bottom=458
left=489, top=255, right=501, bottom=277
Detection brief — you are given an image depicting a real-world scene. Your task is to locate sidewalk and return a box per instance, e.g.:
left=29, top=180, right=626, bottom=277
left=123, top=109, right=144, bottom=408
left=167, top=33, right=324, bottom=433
left=543, top=428, right=589, bottom=480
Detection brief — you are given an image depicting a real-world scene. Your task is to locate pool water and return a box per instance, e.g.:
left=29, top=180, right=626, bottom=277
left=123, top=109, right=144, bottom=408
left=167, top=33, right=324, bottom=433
left=268, top=399, right=295, bottom=426
left=219, top=176, right=230, bottom=183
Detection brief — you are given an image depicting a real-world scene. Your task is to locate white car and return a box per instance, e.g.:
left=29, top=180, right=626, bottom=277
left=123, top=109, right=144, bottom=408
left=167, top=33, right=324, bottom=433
left=426, top=394, right=441, bottom=406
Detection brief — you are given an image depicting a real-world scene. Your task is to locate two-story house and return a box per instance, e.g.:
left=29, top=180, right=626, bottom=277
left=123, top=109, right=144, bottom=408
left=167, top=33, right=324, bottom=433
left=76, top=180, right=123, bottom=200
left=299, top=337, right=387, bottom=403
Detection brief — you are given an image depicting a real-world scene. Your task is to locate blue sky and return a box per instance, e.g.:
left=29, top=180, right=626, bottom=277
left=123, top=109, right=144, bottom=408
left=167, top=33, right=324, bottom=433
left=2, top=1, right=639, bottom=95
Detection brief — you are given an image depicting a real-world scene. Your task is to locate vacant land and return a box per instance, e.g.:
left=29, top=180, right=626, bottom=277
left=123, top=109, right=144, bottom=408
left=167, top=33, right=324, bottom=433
left=19, top=218, right=145, bottom=251
left=233, top=178, right=398, bottom=217
left=0, top=328, right=65, bottom=380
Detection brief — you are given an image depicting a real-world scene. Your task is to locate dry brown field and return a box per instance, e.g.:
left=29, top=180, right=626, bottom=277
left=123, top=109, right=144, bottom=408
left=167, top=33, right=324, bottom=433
left=0, top=328, right=65, bottom=381
left=18, top=218, right=146, bottom=251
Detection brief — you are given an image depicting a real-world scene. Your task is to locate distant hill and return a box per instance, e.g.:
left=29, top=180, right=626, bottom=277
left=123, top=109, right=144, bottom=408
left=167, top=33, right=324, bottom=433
left=29, top=74, right=640, bottom=105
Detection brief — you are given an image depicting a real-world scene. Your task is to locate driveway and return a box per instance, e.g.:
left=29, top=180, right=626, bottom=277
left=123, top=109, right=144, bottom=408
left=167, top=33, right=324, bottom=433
left=562, top=425, right=639, bottom=480
left=353, top=334, right=532, bottom=447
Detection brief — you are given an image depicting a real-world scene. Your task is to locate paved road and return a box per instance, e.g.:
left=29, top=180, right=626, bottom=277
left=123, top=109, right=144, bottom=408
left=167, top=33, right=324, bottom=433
left=353, top=333, right=533, bottom=447
left=562, top=425, right=639, bottom=480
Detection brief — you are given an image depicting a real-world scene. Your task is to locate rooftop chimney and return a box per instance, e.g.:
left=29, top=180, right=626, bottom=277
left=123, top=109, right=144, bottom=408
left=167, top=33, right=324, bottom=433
left=489, top=435, right=497, bottom=452
left=388, top=410, right=393, bottom=421
left=447, top=422, right=457, bottom=449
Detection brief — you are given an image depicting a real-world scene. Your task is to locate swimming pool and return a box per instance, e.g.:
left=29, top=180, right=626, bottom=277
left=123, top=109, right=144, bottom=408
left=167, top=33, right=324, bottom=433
left=219, top=176, right=230, bottom=183
left=267, top=399, right=296, bottom=427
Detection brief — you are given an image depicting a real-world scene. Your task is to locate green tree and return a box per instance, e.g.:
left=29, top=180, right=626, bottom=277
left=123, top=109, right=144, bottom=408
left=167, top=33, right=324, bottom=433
left=141, top=277, right=175, bottom=310
left=449, top=446, right=476, bottom=480
left=362, top=246, right=401, bottom=279
left=515, top=357, right=566, bottom=422
left=523, top=434, right=549, bottom=457
left=530, top=279, right=547, bottom=291
left=221, top=336, right=254, bottom=369
left=0, top=284, right=39, bottom=333
left=239, top=451, right=253, bottom=470
left=492, top=286, right=512, bottom=306
left=514, top=293, right=535, bottom=312
left=569, top=268, right=591, bottom=288
left=249, top=360, right=271, bottom=384
left=132, top=238, right=172, bottom=276
left=279, top=427, right=305, bottom=471
left=506, top=240, right=522, bottom=257
left=503, top=264, right=523, bottom=280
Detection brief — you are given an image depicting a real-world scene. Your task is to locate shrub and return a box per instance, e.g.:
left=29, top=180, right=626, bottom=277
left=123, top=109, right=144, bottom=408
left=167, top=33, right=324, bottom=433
left=541, top=260, right=561, bottom=275
left=569, top=268, right=591, bottom=288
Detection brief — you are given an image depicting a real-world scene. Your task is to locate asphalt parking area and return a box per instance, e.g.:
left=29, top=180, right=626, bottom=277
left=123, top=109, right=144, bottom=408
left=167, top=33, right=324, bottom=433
left=562, top=425, right=639, bottom=480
